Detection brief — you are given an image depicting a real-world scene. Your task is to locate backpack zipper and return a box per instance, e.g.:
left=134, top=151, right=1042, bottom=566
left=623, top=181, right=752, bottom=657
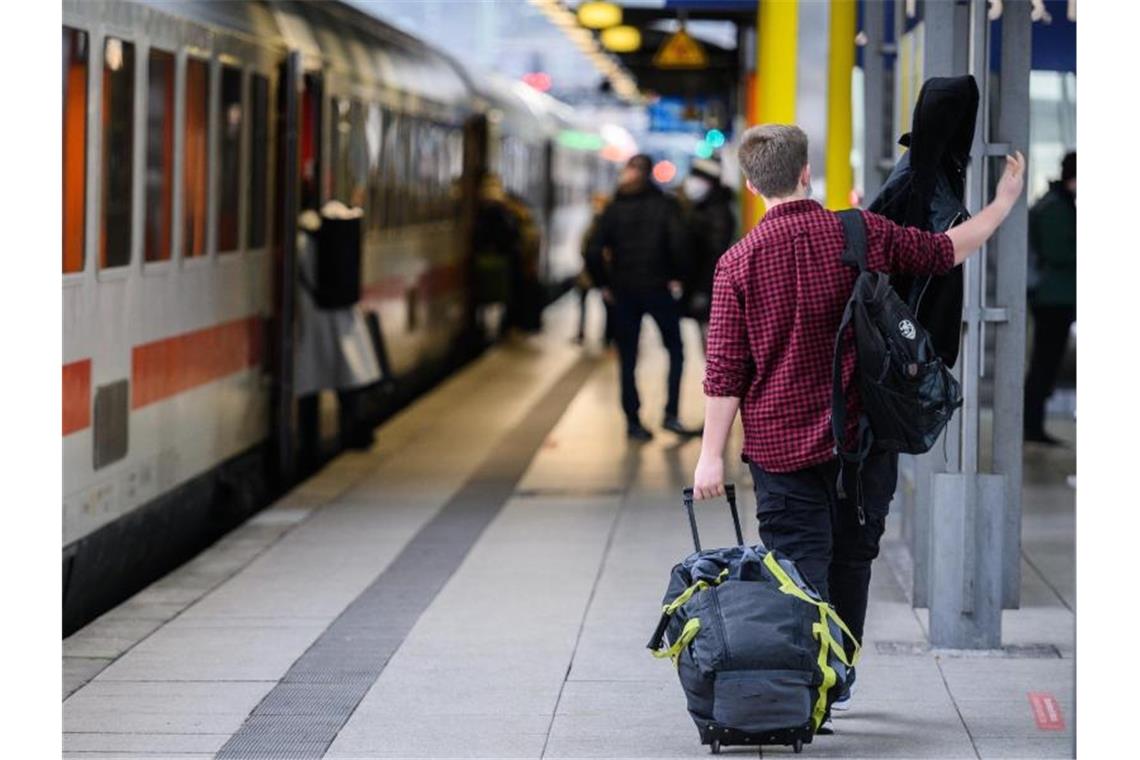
left=913, top=211, right=963, bottom=316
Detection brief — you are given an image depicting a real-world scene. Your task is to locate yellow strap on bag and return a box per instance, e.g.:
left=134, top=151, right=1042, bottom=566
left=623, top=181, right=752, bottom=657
left=762, top=552, right=862, bottom=731
left=649, top=617, right=701, bottom=667
left=662, top=568, right=730, bottom=616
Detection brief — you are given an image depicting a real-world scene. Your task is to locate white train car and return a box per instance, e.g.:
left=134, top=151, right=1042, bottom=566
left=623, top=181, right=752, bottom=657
left=62, top=0, right=611, bottom=633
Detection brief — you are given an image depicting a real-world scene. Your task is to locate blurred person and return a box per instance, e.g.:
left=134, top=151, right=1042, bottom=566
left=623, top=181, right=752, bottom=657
left=295, top=202, right=384, bottom=469
left=680, top=158, right=737, bottom=347
left=692, top=124, right=1024, bottom=719
left=472, top=175, right=522, bottom=338
left=504, top=190, right=544, bottom=333
left=575, top=192, right=614, bottom=345
left=1024, top=151, right=1076, bottom=446
left=585, top=154, right=697, bottom=441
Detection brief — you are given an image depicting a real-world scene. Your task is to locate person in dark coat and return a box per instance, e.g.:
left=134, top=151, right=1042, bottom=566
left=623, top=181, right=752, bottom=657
left=1023, top=152, right=1076, bottom=445
left=586, top=154, right=698, bottom=440
left=575, top=192, right=614, bottom=345
left=680, top=158, right=737, bottom=347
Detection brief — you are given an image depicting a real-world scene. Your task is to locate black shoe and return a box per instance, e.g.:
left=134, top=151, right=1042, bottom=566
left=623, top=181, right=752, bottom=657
left=663, top=416, right=702, bottom=437
left=627, top=422, right=654, bottom=441
left=1024, top=429, right=1065, bottom=447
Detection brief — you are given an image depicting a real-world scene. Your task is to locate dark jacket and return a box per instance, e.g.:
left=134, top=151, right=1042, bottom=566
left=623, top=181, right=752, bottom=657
left=1028, top=181, right=1076, bottom=307
left=868, top=75, right=979, bottom=368
left=585, top=182, right=686, bottom=293
left=683, top=184, right=737, bottom=316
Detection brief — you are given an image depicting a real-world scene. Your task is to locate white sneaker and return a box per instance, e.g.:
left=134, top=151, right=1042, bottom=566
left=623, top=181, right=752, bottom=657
left=831, top=681, right=856, bottom=712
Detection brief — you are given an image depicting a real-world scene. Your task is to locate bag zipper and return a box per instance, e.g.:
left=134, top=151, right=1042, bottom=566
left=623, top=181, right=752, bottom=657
left=914, top=211, right=964, bottom=316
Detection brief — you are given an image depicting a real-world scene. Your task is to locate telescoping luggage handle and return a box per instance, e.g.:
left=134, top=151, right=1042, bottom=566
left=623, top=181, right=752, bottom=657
left=682, top=483, right=743, bottom=553
left=646, top=484, right=743, bottom=653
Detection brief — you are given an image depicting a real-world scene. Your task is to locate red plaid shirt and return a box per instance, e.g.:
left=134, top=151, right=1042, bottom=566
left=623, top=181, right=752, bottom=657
left=704, top=199, right=955, bottom=472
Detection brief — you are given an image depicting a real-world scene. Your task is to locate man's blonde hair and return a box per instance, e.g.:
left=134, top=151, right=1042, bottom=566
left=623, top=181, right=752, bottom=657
left=737, top=124, right=809, bottom=198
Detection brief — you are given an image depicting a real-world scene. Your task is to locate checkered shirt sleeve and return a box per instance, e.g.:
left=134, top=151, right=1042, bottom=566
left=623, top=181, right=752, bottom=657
left=703, top=255, right=752, bottom=398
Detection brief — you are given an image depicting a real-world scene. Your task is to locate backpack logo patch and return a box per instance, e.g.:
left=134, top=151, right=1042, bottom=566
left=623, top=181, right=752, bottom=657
left=898, top=319, right=917, bottom=340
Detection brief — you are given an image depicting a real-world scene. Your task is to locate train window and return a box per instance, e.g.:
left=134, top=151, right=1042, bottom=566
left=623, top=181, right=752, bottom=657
left=100, top=37, right=135, bottom=269
left=144, top=48, right=175, bottom=263
left=300, top=73, right=322, bottom=211
left=63, top=27, right=88, bottom=274
left=217, top=65, right=242, bottom=253
left=381, top=109, right=399, bottom=228
left=183, top=57, right=210, bottom=258
left=365, top=103, right=383, bottom=231
left=247, top=73, right=268, bottom=249
left=331, top=98, right=367, bottom=208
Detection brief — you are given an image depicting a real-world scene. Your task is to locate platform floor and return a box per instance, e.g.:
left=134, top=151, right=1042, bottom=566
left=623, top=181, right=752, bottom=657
left=63, top=296, right=1076, bottom=759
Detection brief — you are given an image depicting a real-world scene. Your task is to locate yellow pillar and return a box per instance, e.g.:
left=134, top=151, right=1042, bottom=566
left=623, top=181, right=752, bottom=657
left=745, top=0, right=798, bottom=228
left=825, top=0, right=855, bottom=210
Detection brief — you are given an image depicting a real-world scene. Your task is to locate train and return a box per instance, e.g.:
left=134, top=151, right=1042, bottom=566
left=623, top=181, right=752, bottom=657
left=62, top=0, right=615, bottom=633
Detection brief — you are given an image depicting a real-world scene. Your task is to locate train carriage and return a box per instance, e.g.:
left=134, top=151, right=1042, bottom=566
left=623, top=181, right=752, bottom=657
left=62, top=0, right=611, bottom=633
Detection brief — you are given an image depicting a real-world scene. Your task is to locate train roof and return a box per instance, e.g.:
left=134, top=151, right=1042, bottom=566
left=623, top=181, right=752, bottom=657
left=131, top=0, right=472, bottom=114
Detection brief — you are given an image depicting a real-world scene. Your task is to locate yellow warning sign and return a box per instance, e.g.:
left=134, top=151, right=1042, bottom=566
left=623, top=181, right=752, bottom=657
left=653, top=28, right=708, bottom=69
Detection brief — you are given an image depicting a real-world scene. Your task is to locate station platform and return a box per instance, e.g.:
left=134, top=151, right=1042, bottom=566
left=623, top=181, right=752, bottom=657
left=63, top=296, right=1075, bottom=760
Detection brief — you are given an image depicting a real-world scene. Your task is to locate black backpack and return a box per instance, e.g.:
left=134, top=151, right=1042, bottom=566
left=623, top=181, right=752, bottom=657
left=831, top=210, right=962, bottom=518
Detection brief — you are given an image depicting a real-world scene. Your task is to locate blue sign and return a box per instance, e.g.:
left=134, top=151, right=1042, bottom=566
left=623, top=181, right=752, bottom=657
left=648, top=96, right=730, bottom=134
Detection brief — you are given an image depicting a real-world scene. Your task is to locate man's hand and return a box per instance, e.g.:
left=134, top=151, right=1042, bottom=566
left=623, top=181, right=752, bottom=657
left=601, top=287, right=614, bottom=304
left=668, top=280, right=683, bottom=300
left=995, top=151, right=1026, bottom=209
left=692, top=454, right=725, bottom=500
left=947, top=149, right=1026, bottom=265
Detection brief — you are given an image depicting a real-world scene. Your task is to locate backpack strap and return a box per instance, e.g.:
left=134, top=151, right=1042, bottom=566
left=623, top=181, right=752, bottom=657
left=832, top=214, right=875, bottom=523
left=831, top=297, right=873, bottom=468
left=836, top=209, right=868, bottom=272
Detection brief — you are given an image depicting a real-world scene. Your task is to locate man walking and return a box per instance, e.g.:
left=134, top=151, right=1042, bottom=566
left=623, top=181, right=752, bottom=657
left=692, top=124, right=1024, bottom=713
left=586, top=155, right=698, bottom=441
left=1024, top=151, right=1076, bottom=446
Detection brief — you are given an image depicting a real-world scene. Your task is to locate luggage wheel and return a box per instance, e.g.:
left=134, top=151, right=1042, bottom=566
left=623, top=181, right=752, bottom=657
left=709, top=739, right=720, bottom=755
left=793, top=738, right=804, bottom=754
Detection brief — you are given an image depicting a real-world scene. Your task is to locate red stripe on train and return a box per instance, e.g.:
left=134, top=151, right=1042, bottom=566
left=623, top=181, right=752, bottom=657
left=63, top=359, right=92, bottom=435
left=131, top=316, right=263, bottom=410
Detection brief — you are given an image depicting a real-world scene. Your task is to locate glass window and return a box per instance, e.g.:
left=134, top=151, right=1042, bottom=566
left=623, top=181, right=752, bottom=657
left=366, top=103, right=383, bottom=231
left=183, top=57, right=210, bottom=258
left=217, top=65, right=242, bottom=253
left=63, top=27, right=88, bottom=274
left=331, top=98, right=368, bottom=208
left=100, top=37, right=135, bottom=269
left=247, top=73, right=268, bottom=249
left=145, top=48, right=174, bottom=262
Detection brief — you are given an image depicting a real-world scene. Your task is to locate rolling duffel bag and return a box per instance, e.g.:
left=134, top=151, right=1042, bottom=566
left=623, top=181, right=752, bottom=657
left=647, top=485, right=860, bottom=755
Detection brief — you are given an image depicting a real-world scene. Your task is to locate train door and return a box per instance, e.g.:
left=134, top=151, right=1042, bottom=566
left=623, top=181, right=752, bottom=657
left=271, top=51, right=301, bottom=484
left=461, top=114, right=488, bottom=331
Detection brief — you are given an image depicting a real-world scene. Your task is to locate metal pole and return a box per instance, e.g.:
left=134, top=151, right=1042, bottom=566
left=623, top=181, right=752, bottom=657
left=992, top=0, right=1032, bottom=609
left=909, top=0, right=966, bottom=609
left=861, top=0, right=887, bottom=202
left=928, top=0, right=1004, bottom=649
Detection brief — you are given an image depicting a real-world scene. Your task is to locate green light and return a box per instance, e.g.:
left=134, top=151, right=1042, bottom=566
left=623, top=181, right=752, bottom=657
left=558, top=130, right=605, bottom=151
left=694, top=140, right=714, bottom=159
left=704, top=128, right=726, bottom=148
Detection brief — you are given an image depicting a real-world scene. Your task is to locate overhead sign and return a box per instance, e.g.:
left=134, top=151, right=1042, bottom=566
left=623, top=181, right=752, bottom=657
left=653, top=28, right=708, bottom=69
left=647, top=96, right=728, bottom=134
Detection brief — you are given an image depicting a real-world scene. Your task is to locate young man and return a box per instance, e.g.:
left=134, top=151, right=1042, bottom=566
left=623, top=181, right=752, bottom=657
left=691, top=124, right=1024, bottom=710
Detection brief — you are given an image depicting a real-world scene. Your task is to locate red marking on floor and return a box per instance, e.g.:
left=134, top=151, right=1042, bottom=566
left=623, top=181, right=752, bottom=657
left=63, top=359, right=92, bottom=435
left=131, top=316, right=263, bottom=409
left=1028, top=691, right=1065, bottom=731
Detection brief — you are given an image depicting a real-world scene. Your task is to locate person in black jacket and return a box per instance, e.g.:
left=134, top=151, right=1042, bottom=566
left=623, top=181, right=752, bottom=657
left=679, top=158, right=737, bottom=348
left=586, top=154, right=697, bottom=441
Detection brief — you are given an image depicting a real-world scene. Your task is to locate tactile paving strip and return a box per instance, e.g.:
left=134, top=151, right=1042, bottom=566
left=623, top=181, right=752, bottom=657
left=216, top=357, right=597, bottom=759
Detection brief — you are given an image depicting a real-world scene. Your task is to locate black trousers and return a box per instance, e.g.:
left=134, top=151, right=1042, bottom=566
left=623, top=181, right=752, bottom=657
left=612, top=288, right=683, bottom=424
left=1024, top=304, right=1076, bottom=436
left=750, top=452, right=898, bottom=655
